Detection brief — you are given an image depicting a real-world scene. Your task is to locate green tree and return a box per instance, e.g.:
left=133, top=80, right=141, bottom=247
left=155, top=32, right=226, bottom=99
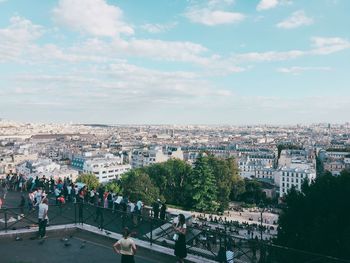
left=276, top=169, right=350, bottom=260
left=207, top=155, right=235, bottom=211
left=121, top=169, right=160, bottom=205
left=105, top=180, right=121, bottom=193
left=144, top=159, right=193, bottom=208
left=238, top=179, right=266, bottom=204
left=190, top=154, right=218, bottom=212
left=76, top=173, right=100, bottom=189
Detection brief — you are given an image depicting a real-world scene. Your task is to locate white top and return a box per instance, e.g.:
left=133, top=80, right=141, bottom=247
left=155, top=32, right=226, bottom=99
left=129, top=203, right=135, bottom=213
left=54, top=188, right=61, bottom=197
left=117, top=237, right=135, bottom=256
left=136, top=200, right=143, bottom=210
left=226, top=250, right=234, bottom=263
left=38, top=203, right=48, bottom=220
left=35, top=191, right=42, bottom=201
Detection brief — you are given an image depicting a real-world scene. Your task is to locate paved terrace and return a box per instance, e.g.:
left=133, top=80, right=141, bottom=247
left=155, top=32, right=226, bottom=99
left=0, top=227, right=174, bottom=263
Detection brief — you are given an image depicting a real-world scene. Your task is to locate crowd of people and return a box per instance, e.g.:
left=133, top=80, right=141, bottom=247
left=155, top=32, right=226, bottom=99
left=1, top=174, right=240, bottom=262
left=193, top=213, right=275, bottom=241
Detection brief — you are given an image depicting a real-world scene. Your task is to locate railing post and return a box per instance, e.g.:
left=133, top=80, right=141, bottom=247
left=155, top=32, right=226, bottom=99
left=81, top=202, right=84, bottom=225
left=150, top=219, right=153, bottom=246
left=4, top=208, right=8, bottom=232
left=74, top=203, right=77, bottom=224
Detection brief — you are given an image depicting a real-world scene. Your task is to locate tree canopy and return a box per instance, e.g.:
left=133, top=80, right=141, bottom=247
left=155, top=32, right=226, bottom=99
left=76, top=173, right=100, bottom=190
left=119, top=155, right=247, bottom=211
left=276, top=169, right=350, bottom=260
left=121, top=169, right=160, bottom=204
left=190, top=154, right=218, bottom=212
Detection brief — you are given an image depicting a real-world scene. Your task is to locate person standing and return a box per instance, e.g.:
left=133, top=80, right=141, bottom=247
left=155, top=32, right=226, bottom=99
left=94, top=197, right=104, bottom=230
left=160, top=203, right=167, bottom=221
left=38, top=198, right=49, bottom=239
left=173, top=214, right=187, bottom=263
left=19, top=194, right=25, bottom=216
left=152, top=199, right=160, bottom=219
left=2, top=182, right=8, bottom=200
left=54, top=187, right=61, bottom=205
left=113, top=227, right=137, bottom=263
left=35, top=188, right=43, bottom=206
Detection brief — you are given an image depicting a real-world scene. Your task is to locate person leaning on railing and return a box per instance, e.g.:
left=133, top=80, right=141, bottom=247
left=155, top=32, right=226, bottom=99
left=113, top=227, right=137, bottom=263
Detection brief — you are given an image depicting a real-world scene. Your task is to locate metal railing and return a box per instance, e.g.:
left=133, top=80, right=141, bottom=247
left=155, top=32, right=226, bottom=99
left=1, top=202, right=350, bottom=263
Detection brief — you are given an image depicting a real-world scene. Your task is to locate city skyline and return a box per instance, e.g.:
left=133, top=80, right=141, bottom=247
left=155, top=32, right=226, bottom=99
left=1, top=0, right=350, bottom=124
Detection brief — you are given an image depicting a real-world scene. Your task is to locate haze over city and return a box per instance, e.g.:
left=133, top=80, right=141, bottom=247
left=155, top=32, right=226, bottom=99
left=1, top=0, right=350, bottom=124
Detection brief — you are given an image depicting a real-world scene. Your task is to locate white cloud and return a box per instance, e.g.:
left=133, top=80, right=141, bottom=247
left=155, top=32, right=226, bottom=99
left=257, top=0, right=279, bottom=11
left=234, top=50, right=304, bottom=62
left=141, top=22, right=177, bottom=34
left=257, top=0, right=292, bottom=11
left=13, top=61, right=234, bottom=109
left=0, top=16, right=43, bottom=62
left=0, top=16, right=43, bottom=42
left=277, top=66, right=332, bottom=75
left=185, top=0, right=245, bottom=26
left=53, top=0, right=134, bottom=37
left=185, top=9, right=245, bottom=26
left=277, top=10, right=313, bottom=29
left=311, top=37, right=350, bottom=54
left=232, top=36, right=350, bottom=63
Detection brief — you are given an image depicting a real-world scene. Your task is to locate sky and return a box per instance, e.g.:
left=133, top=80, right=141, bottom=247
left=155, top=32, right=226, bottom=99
left=0, top=0, right=349, bottom=125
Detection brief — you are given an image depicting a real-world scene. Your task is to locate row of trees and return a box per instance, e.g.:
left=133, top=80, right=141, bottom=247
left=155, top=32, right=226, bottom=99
left=120, top=155, right=269, bottom=212
left=276, top=169, right=350, bottom=260
left=77, top=154, right=269, bottom=212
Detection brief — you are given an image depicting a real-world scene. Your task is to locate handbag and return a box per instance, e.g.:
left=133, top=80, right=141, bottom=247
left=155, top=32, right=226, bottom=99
left=173, top=233, right=179, bottom=241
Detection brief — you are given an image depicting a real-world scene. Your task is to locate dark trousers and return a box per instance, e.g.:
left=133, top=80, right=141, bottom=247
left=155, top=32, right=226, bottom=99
left=38, top=219, right=47, bottom=238
left=78, top=203, right=83, bottom=223
left=121, top=254, right=135, bottom=263
left=95, top=208, right=104, bottom=229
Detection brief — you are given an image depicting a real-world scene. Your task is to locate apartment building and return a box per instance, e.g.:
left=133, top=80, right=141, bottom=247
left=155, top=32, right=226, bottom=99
left=82, top=158, right=131, bottom=183
left=279, top=167, right=316, bottom=197
left=131, top=146, right=183, bottom=168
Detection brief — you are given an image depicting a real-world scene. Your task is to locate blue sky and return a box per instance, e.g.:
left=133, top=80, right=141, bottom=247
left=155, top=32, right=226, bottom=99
left=0, top=0, right=349, bottom=124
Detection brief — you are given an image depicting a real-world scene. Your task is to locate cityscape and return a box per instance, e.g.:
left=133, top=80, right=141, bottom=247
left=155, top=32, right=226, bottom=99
left=1, top=0, right=350, bottom=263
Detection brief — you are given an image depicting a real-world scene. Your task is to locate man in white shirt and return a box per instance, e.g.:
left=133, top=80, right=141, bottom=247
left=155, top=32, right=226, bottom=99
left=38, top=198, right=49, bottom=238
left=54, top=187, right=61, bottom=204
left=35, top=188, right=42, bottom=206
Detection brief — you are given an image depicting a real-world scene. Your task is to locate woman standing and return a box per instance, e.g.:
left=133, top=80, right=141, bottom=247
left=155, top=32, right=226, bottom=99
left=113, top=227, right=137, bottom=263
left=174, top=214, right=187, bottom=263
